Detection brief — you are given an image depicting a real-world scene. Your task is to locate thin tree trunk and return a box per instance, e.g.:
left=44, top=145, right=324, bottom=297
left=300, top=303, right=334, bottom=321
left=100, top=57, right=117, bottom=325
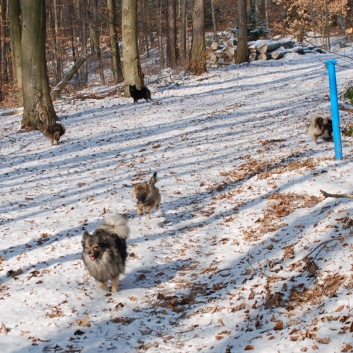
left=167, top=0, right=178, bottom=68
left=236, top=0, right=249, bottom=64
left=1, top=0, right=10, bottom=83
left=211, top=0, right=217, bottom=40
left=107, top=0, right=124, bottom=83
left=158, top=0, right=165, bottom=68
left=9, top=0, right=23, bottom=105
left=88, top=0, right=105, bottom=85
left=78, top=2, right=88, bottom=85
left=51, top=56, right=87, bottom=101
left=180, top=0, right=187, bottom=63
left=54, top=0, right=64, bottom=82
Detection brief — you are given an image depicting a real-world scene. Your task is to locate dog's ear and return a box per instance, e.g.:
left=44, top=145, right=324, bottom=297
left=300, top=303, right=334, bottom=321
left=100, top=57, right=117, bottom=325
left=81, top=230, right=91, bottom=247
left=82, top=230, right=91, bottom=239
left=149, top=172, right=157, bottom=185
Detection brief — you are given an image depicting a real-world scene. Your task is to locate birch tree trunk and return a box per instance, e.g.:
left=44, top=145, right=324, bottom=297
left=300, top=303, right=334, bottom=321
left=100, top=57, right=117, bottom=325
left=122, top=0, right=144, bottom=95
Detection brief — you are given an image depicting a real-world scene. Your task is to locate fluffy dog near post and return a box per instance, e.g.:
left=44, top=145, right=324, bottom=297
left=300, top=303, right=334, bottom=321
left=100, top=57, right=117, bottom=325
left=81, top=214, right=129, bottom=292
left=133, top=172, right=161, bottom=220
left=307, top=115, right=333, bottom=144
left=38, top=121, right=66, bottom=145
left=129, top=84, right=152, bottom=103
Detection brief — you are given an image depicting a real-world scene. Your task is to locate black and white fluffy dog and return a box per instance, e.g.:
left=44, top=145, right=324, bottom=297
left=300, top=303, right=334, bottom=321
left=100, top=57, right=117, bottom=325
left=307, top=116, right=333, bottom=144
left=81, top=215, right=129, bottom=292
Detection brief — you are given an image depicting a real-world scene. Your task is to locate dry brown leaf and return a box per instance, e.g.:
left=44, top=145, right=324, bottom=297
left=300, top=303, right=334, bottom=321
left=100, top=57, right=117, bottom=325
left=0, top=324, right=8, bottom=335
left=244, top=345, right=254, bottom=350
left=315, top=337, right=331, bottom=344
left=335, top=305, right=345, bottom=312
left=74, top=315, right=90, bottom=327
left=274, top=320, right=283, bottom=330
left=342, top=343, right=353, bottom=352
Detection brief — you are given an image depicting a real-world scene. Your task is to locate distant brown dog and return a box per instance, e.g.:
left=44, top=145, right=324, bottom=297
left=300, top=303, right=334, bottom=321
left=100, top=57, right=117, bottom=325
left=38, top=121, right=66, bottom=145
left=307, top=115, right=333, bottom=144
left=133, top=172, right=161, bottom=220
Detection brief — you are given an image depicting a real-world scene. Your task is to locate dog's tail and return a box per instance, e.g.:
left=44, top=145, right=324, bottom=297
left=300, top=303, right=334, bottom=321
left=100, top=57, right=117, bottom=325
left=149, top=172, right=158, bottom=185
left=102, top=214, right=129, bottom=239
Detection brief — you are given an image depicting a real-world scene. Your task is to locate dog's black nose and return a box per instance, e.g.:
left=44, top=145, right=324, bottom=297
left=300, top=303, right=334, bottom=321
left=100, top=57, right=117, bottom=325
left=138, top=195, right=146, bottom=203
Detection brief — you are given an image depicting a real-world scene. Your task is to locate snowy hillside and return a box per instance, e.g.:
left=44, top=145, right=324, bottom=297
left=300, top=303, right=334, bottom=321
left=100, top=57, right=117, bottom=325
left=1, top=43, right=353, bottom=353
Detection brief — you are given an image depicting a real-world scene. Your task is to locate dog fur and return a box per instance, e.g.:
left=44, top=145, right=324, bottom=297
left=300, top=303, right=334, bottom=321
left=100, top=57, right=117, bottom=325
left=38, top=121, right=66, bottom=145
left=129, top=84, right=152, bottom=103
left=307, top=115, right=333, bottom=144
left=132, top=172, right=161, bottom=220
left=81, top=214, right=129, bottom=292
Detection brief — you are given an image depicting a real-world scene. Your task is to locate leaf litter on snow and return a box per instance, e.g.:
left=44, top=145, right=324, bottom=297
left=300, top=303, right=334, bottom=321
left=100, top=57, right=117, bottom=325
left=1, top=45, right=353, bottom=353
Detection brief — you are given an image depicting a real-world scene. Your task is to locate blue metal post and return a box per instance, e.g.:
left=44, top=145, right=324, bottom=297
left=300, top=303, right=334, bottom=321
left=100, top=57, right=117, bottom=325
left=325, top=60, right=343, bottom=160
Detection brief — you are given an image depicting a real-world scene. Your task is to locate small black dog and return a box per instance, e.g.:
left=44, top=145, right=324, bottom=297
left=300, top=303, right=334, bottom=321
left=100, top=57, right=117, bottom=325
left=129, top=84, right=152, bottom=103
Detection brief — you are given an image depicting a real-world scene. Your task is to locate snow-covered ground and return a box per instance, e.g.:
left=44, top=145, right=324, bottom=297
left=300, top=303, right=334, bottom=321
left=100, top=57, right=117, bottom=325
left=1, top=42, right=353, bottom=353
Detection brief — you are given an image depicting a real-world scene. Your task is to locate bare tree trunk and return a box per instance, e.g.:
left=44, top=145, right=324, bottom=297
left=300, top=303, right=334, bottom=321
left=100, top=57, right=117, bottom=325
left=107, top=0, right=124, bottom=83
left=88, top=0, right=105, bottom=85
left=51, top=56, right=87, bottom=101
left=158, top=0, right=165, bottom=68
left=255, top=0, right=266, bottom=26
left=1, top=0, right=11, bottom=84
left=236, top=0, right=249, bottom=63
left=9, top=0, right=23, bottom=105
left=21, top=0, right=62, bottom=134
left=188, top=0, right=206, bottom=75
left=68, top=2, right=77, bottom=63
left=167, top=0, right=178, bottom=68
left=180, top=0, right=187, bottom=63
left=122, top=0, right=144, bottom=95
left=211, top=0, right=217, bottom=40
left=323, top=0, right=330, bottom=49
left=53, top=0, right=64, bottom=82
left=78, top=2, right=88, bottom=85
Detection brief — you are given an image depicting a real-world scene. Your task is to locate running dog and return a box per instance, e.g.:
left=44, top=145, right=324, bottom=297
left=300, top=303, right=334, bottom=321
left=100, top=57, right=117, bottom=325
left=132, top=172, right=161, bottom=220
left=81, top=214, right=129, bottom=292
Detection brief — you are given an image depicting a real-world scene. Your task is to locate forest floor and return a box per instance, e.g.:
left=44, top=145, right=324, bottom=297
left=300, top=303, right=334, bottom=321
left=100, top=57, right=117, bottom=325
left=1, top=36, right=353, bottom=353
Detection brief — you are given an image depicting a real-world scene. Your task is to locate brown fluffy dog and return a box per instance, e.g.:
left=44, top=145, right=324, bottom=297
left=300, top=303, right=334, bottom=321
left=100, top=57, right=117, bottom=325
left=307, top=115, right=333, bottom=144
left=132, top=172, right=161, bottom=220
left=38, top=121, right=66, bottom=145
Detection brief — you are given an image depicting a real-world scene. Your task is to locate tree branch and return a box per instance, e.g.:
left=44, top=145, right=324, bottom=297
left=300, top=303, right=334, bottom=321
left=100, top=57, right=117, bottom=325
left=320, top=190, right=353, bottom=199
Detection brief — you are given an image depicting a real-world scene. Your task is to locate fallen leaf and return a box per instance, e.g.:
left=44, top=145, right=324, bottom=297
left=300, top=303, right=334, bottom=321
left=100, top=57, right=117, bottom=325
left=342, top=343, right=353, bottom=352
left=274, top=320, right=283, bottom=330
left=74, top=316, right=90, bottom=327
left=315, top=337, right=331, bottom=344
left=0, top=324, right=9, bottom=335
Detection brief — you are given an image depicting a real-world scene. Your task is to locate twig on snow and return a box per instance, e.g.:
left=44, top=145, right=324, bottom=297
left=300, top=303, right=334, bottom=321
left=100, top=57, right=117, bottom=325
left=320, top=189, right=353, bottom=199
